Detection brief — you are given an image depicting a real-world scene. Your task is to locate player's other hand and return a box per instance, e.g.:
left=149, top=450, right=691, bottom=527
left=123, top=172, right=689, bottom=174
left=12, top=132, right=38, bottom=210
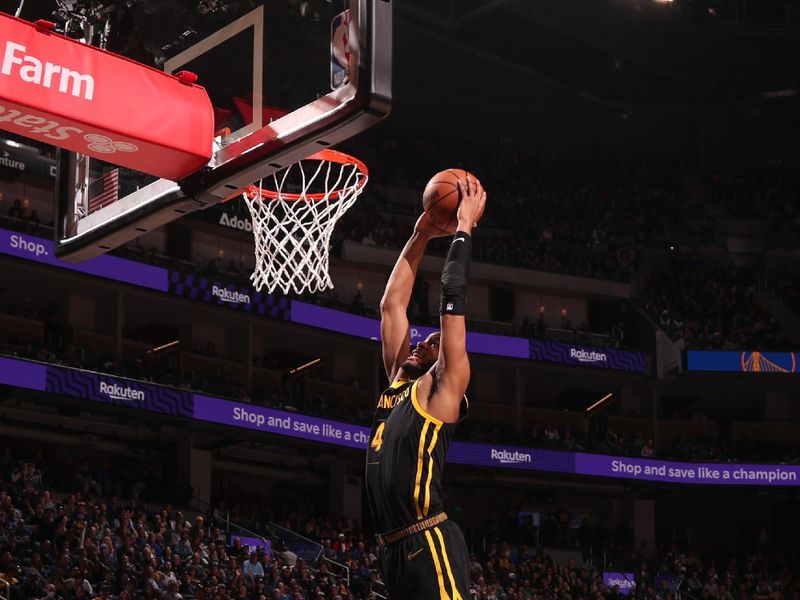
left=456, top=175, right=486, bottom=233
left=413, top=212, right=451, bottom=239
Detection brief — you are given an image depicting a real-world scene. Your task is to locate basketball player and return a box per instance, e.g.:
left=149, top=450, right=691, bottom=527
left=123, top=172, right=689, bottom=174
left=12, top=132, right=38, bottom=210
left=365, top=176, right=486, bottom=600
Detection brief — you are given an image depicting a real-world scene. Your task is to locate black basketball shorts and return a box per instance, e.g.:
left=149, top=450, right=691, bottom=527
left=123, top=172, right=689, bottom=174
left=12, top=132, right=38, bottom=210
left=380, top=519, right=470, bottom=600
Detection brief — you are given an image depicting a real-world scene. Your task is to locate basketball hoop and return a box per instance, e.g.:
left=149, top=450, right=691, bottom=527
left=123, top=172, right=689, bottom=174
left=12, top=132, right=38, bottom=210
left=242, top=149, right=368, bottom=294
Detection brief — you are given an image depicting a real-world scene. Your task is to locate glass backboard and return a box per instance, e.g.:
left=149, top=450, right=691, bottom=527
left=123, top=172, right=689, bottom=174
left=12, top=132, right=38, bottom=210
left=54, top=0, right=391, bottom=261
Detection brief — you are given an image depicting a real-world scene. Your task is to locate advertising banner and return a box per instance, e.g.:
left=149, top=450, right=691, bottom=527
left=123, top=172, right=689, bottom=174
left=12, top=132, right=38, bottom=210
left=687, top=350, right=797, bottom=374
left=0, top=142, right=57, bottom=178
left=291, top=302, right=644, bottom=369
left=0, top=228, right=168, bottom=291
left=2, top=355, right=799, bottom=487
left=193, top=395, right=370, bottom=449
left=168, top=271, right=289, bottom=318
left=574, top=453, right=800, bottom=486
left=45, top=366, right=193, bottom=417
left=0, top=355, right=46, bottom=390
left=447, top=442, right=576, bottom=474
left=603, top=573, right=636, bottom=595
left=291, top=301, right=528, bottom=359
left=0, top=13, right=212, bottom=180
left=531, top=339, right=647, bottom=373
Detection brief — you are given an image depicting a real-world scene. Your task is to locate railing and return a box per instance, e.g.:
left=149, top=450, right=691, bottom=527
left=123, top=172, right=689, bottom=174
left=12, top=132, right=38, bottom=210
left=204, top=506, right=272, bottom=563
left=674, top=579, right=693, bottom=600
left=192, top=496, right=230, bottom=531
left=322, top=557, right=350, bottom=586
left=0, top=575, right=10, bottom=600
left=370, top=580, right=388, bottom=600
left=269, top=522, right=323, bottom=566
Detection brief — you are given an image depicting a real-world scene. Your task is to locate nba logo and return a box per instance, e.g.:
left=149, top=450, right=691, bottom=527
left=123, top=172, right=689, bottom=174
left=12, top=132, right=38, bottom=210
left=330, top=10, right=351, bottom=90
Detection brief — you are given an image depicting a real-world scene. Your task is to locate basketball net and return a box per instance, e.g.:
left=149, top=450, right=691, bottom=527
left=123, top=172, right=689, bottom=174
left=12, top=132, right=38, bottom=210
left=242, top=149, right=368, bottom=295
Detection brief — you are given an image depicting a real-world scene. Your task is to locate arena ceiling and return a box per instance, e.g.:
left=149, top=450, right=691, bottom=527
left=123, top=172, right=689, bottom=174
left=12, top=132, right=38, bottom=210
left=394, top=0, right=800, bottom=111
left=11, top=0, right=799, bottom=112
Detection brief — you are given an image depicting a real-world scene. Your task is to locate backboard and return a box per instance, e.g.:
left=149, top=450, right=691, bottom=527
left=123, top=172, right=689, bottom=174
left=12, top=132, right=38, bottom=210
left=54, top=0, right=391, bottom=261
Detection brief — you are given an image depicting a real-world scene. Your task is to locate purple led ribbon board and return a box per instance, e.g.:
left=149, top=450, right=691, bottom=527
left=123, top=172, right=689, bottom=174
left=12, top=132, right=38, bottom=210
left=575, top=454, right=800, bottom=486
left=45, top=366, right=194, bottom=417
left=0, top=356, right=47, bottom=390
left=193, top=395, right=371, bottom=449
left=0, top=228, right=168, bottom=291
left=530, top=339, right=647, bottom=373
left=168, top=271, right=290, bottom=318
left=290, top=302, right=646, bottom=370
left=290, top=301, right=527, bottom=359
left=3, top=355, right=798, bottom=487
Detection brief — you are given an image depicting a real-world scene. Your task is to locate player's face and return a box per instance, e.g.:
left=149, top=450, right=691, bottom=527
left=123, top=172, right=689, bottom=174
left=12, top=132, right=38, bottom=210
left=400, top=333, right=440, bottom=378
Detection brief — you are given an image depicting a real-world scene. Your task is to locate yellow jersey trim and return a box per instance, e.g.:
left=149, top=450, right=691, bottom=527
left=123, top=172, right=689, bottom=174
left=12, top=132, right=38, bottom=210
left=410, top=379, right=443, bottom=426
left=423, top=423, right=441, bottom=517
left=390, top=377, right=409, bottom=388
left=413, top=420, right=431, bottom=519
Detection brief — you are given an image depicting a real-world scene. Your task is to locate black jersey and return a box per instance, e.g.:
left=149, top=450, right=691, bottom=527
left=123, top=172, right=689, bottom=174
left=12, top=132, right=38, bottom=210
left=365, top=378, right=465, bottom=534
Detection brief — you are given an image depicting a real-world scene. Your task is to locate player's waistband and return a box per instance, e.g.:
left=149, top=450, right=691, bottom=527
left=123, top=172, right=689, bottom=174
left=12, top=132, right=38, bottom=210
left=375, top=512, right=448, bottom=546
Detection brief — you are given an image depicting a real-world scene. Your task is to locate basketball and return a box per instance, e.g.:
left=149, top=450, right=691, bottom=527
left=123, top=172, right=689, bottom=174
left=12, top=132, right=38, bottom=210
left=422, top=169, right=484, bottom=234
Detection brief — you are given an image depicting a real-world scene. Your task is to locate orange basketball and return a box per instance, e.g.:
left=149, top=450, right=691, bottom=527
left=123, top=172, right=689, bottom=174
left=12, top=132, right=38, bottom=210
left=422, top=169, right=483, bottom=234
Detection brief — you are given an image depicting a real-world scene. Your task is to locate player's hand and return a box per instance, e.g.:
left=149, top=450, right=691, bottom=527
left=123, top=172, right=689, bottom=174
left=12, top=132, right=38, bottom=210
left=456, top=175, right=486, bottom=233
left=413, top=212, right=450, bottom=239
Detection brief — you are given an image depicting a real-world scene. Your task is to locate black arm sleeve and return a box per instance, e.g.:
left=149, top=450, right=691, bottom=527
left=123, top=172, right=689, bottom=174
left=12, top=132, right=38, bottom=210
left=439, top=231, right=472, bottom=315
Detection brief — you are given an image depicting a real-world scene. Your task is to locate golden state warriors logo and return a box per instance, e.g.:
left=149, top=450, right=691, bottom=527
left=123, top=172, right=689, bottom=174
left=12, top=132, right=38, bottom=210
left=740, top=352, right=796, bottom=373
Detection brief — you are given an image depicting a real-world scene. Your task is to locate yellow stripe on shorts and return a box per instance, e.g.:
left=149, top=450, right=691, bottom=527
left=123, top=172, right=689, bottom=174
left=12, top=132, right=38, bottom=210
left=434, top=526, right=463, bottom=600
left=424, top=529, right=451, bottom=600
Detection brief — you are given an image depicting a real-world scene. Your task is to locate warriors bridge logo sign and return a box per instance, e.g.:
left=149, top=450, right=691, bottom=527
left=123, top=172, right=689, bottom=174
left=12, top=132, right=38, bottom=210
left=687, top=350, right=798, bottom=374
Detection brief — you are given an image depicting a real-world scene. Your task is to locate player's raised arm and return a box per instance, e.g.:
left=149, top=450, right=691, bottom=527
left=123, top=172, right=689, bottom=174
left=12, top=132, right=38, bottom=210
left=380, top=213, right=445, bottom=382
left=429, top=176, right=486, bottom=419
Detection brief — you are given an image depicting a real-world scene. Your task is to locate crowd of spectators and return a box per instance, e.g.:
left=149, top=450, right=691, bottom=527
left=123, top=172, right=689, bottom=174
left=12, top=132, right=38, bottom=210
left=2, top=445, right=800, bottom=600
left=342, top=135, right=698, bottom=282
left=636, top=253, right=790, bottom=350
left=0, top=448, right=380, bottom=600
left=4, top=140, right=800, bottom=355
left=4, top=198, right=45, bottom=237
left=705, top=168, right=800, bottom=249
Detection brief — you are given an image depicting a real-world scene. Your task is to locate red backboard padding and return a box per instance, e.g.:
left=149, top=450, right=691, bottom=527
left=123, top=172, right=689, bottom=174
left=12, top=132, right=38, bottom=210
left=232, top=97, right=288, bottom=127
left=0, top=13, right=214, bottom=180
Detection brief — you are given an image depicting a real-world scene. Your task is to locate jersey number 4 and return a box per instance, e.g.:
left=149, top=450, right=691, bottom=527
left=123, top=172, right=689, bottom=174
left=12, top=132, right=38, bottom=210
left=370, top=422, right=385, bottom=452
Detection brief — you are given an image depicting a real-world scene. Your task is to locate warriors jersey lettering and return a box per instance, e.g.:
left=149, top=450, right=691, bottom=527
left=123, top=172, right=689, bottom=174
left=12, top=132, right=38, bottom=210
left=365, top=378, right=467, bottom=534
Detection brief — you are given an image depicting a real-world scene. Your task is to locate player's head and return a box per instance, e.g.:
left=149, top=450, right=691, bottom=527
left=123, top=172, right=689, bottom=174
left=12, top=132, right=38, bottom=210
left=400, top=332, right=440, bottom=379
